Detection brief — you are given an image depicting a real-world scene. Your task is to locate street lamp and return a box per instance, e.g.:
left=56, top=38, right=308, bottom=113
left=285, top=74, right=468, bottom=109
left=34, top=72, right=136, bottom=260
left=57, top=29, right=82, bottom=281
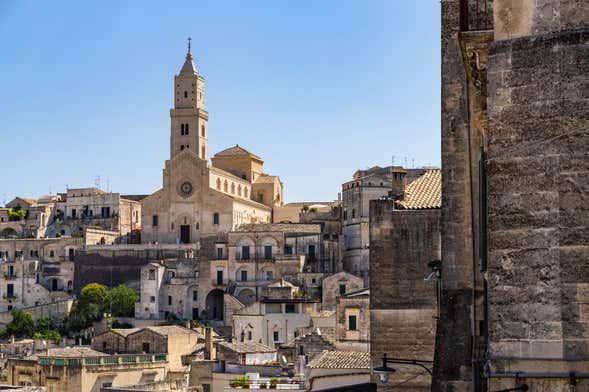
left=372, top=353, right=434, bottom=383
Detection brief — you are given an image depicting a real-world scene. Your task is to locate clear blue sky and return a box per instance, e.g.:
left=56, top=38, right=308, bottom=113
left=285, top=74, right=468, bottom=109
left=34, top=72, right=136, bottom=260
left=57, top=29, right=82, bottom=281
left=0, top=1, right=440, bottom=204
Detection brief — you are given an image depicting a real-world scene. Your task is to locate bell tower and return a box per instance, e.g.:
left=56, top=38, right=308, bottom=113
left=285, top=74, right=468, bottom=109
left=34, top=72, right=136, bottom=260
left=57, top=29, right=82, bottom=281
left=170, top=38, right=209, bottom=160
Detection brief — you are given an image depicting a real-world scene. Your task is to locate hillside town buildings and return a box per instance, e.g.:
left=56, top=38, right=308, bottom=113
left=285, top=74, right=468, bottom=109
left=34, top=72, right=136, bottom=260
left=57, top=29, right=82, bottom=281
left=3, top=0, right=585, bottom=386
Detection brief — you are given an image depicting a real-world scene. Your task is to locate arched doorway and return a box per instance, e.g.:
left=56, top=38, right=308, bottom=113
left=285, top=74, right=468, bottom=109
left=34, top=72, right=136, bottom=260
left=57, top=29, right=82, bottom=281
left=1, top=228, right=18, bottom=239
left=237, top=288, right=256, bottom=306
left=205, top=289, right=224, bottom=320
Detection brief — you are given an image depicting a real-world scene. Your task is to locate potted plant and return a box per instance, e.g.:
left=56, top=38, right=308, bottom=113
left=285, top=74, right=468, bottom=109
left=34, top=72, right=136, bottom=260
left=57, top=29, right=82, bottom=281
left=260, top=384, right=267, bottom=389
left=270, top=378, right=278, bottom=389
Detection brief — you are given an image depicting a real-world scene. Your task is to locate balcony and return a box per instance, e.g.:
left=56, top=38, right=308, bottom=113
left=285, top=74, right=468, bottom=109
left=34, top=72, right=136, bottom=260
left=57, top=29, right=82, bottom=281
left=38, top=353, right=167, bottom=367
left=3, top=294, right=17, bottom=299
left=226, top=377, right=305, bottom=391
left=4, top=274, right=17, bottom=280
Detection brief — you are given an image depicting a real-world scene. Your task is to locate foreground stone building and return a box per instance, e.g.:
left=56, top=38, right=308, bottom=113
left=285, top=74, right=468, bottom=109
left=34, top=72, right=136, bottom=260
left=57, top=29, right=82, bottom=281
left=369, top=170, right=441, bottom=391
left=434, top=0, right=589, bottom=390
left=341, top=166, right=427, bottom=283
left=141, top=45, right=283, bottom=245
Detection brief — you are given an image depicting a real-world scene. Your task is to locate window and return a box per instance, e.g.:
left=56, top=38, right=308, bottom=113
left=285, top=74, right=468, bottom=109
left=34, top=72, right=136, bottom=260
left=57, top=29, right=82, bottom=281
left=216, top=270, right=223, bottom=285
left=101, top=207, right=110, bottom=218
left=185, top=123, right=189, bottom=134
left=7, top=284, right=14, bottom=298
left=213, top=212, right=219, bottom=225
left=71, top=209, right=77, bottom=219
left=339, top=284, right=346, bottom=295
left=264, top=245, right=273, bottom=260
left=102, top=341, right=107, bottom=351
left=299, top=345, right=304, bottom=355
left=285, top=304, right=297, bottom=314
left=203, top=384, right=211, bottom=392
left=248, top=331, right=252, bottom=340
left=193, top=290, right=198, bottom=301
left=217, top=247, right=223, bottom=259
left=152, top=215, right=158, bottom=226
left=240, top=270, right=248, bottom=282
left=181, top=124, right=185, bottom=135
left=149, top=269, right=156, bottom=280
left=284, top=245, right=292, bottom=255
left=265, top=270, right=274, bottom=280
left=312, top=278, right=316, bottom=284
left=184, top=91, right=188, bottom=98
left=168, top=295, right=172, bottom=305
left=150, top=296, right=155, bottom=303
left=273, top=331, right=279, bottom=342
left=7, top=265, right=14, bottom=277
left=241, top=246, right=250, bottom=260
left=266, top=303, right=281, bottom=313
left=49, top=250, right=55, bottom=258
left=201, top=125, right=205, bottom=137
left=308, top=245, right=316, bottom=260
left=348, top=315, right=357, bottom=331
left=180, top=145, right=185, bottom=150
left=343, top=210, right=347, bottom=220
left=216, top=178, right=221, bottom=190
left=168, top=270, right=175, bottom=280
left=352, top=209, right=356, bottom=219
left=142, top=342, right=150, bottom=353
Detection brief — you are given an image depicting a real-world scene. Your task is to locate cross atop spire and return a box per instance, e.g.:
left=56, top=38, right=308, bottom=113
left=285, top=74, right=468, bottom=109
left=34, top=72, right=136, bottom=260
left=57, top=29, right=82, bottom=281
left=180, top=37, right=198, bottom=75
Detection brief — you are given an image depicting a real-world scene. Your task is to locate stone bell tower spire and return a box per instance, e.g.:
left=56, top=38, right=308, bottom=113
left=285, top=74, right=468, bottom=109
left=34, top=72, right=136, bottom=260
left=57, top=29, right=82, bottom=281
left=169, top=38, right=209, bottom=160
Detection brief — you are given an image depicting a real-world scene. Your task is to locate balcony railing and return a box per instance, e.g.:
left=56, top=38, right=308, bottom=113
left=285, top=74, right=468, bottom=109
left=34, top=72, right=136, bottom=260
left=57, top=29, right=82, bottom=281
left=212, top=279, right=226, bottom=286
left=3, top=294, right=17, bottom=299
left=459, top=0, right=493, bottom=32
left=38, top=353, right=167, bottom=367
left=4, top=274, right=17, bottom=279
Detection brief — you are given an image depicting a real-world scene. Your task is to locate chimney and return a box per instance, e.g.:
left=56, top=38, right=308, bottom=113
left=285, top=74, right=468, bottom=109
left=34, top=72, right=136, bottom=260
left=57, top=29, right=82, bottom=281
left=204, top=327, right=215, bottom=360
left=389, top=167, right=407, bottom=200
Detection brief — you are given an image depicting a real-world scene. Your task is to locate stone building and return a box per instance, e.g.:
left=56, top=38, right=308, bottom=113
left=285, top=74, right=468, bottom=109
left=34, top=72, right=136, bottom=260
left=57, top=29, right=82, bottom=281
left=215, top=341, right=277, bottom=365
left=231, top=297, right=320, bottom=348
left=6, top=346, right=168, bottom=392
left=369, top=169, right=441, bottom=391
left=0, top=237, right=81, bottom=316
left=134, top=259, right=200, bottom=321
left=92, top=325, right=201, bottom=371
left=140, top=46, right=283, bottom=245
left=434, top=1, right=589, bottom=390
left=305, top=350, right=371, bottom=391
left=321, top=271, right=364, bottom=312
left=0, top=189, right=141, bottom=244
left=341, top=165, right=427, bottom=283
left=335, top=288, right=369, bottom=345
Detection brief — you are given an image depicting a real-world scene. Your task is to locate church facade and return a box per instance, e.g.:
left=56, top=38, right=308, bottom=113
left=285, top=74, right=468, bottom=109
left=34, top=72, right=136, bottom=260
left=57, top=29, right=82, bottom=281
left=141, top=46, right=283, bottom=244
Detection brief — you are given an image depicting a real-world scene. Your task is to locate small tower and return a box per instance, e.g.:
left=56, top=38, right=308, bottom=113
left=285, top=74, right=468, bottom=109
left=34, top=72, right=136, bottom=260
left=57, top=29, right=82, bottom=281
left=169, top=38, right=209, bottom=160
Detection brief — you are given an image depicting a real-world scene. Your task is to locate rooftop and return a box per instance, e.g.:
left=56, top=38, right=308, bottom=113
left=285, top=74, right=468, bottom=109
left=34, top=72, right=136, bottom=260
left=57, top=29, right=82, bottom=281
left=213, top=145, right=263, bottom=161
left=217, top=341, right=276, bottom=354
left=307, top=350, right=370, bottom=369
left=396, top=169, right=442, bottom=210
left=233, top=223, right=321, bottom=234
left=35, top=346, right=108, bottom=359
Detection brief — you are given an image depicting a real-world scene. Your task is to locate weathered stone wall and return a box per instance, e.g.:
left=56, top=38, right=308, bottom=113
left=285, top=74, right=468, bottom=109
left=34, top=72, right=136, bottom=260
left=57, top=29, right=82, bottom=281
left=336, top=294, right=369, bottom=343
left=74, top=253, right=152, bottom=293
left=486, top=25, right=589, bottom=390
left=433, top=1, right=483, bottom=390
left=369, top=200, right=440, bottom=391
left=92, top=330, right=127, bottom=354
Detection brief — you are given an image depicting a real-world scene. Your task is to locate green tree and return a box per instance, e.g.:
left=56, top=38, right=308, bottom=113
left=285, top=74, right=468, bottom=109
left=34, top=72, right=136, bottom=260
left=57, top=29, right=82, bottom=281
left=109, top=284, right=139, bottom=317
left=78, top=283, right=109, bottom=312
left=6, top=309, right=34, bottom=338
left=35, top=316, right=53, bottom=333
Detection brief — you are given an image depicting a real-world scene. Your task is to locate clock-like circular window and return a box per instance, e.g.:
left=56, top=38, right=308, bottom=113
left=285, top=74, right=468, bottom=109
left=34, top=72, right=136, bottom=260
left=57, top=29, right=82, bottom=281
left=179, top=181, right=193, bottom=198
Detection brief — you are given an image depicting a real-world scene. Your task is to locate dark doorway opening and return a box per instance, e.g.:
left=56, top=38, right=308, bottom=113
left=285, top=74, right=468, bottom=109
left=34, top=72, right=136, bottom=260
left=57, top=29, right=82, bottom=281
left=180, top=225, right=190, bottom=243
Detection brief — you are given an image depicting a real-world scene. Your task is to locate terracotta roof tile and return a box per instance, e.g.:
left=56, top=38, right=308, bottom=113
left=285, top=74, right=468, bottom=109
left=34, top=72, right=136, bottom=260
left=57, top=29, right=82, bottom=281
left=217, top=341, right=276, bottom=354
left=396, top=169, right=441, bottom=210
left=307, top=350, right=370, bottom=369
